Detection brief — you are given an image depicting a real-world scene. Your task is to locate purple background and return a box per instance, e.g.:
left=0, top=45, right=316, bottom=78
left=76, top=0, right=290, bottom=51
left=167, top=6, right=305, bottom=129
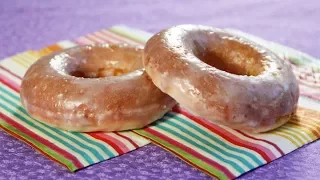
left=0, top=0, right=319, bottom=179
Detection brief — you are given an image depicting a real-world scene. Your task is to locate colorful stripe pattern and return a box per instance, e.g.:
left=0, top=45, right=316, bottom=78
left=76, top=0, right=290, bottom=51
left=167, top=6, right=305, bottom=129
left=0, top=25, right=320, bottom=179
left=132, top=27, right=320, bottom=179
left=134, top=106, right=320, bottom=179
left=0, top=28, right=150, bottom=172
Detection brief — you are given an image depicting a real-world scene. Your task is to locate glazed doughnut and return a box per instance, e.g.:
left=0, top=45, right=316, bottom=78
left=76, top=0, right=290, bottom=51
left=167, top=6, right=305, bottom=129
left=143, top=25, right=299, bottom=133
left=20, top=44, right=176, bottom=132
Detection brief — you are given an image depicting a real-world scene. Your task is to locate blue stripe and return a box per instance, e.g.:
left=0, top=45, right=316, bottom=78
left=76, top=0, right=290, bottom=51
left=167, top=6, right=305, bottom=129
left=1, top=86, right=19, bottom=101
left=1, top=86, right=114, bottom=160
left=153, top=118, right=246, bottom=174
left=167, top=113, right=264, bottom=165
left=165, top=113, right=263, bottom=168
left=51, top=129, right=105, bottom=161
left=0, top=94, right=96, bottom=164
left=74, top=133, right=115, bottom=157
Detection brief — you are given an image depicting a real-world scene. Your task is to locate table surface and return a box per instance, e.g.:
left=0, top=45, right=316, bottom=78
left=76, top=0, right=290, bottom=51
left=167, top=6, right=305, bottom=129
left=0, top=0, right=319, bottom=179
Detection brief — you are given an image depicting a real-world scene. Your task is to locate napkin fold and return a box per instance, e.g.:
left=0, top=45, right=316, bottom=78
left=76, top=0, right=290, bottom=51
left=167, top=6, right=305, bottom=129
left=0, top=25, right=319, bottom=179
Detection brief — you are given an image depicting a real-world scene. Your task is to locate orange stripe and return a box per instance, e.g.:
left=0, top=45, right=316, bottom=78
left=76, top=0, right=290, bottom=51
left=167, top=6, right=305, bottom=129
left=289, top=120, right=320, bottom=138
left=47, top=44, right=63, bottom=52
left=298, top=115, right=320, bottom=123
left=293, top=115, right=320, bottom=127
left=292, top=117, right=320, bottom=135
left=296, top=107, right=320, bottom=119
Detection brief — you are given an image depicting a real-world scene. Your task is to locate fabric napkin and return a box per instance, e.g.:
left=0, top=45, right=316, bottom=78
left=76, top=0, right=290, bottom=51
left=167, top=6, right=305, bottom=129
left=0, top=27, right=151, bottom=172
left=133, top=28, right=320, bottom=179
left=0, top=25, right=319, bottom=179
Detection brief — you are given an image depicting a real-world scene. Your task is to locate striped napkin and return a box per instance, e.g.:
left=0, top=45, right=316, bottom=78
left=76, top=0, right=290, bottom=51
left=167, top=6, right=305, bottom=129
left=134, top=28, right=320, bottom=179
left=0, top=25, right=319, bottom=179
left=0, top=27, right=151, bottom=172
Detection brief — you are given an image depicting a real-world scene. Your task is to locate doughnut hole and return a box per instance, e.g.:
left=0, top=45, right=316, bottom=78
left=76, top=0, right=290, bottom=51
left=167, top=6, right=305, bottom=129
left=191, top=33, right=265, bottom=76
left=51, top=44, right=144, bottom=78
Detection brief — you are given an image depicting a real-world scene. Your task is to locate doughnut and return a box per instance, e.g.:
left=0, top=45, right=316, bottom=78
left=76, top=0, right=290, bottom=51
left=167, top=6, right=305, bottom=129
left=143, top=25, right=299, bottom=133
left=20, top=44, right=176, bottom=132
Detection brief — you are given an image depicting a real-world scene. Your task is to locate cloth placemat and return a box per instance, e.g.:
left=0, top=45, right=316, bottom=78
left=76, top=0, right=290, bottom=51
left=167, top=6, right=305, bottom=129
left=0, top=25, right=319, bottom=179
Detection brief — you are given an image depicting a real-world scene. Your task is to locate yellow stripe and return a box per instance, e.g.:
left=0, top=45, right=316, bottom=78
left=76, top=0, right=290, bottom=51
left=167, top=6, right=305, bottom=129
left=16, top=54, right=34, bottom=65
left=269, top=130, right=300, bottom=147
left=281, top=124, right=312, bottom=143
left=287, top=121, right=317, bottom=140
left=11, top=55, right=29, bottom=67
left=37, top=48, right=53, bottom=57
left=21, top=53, right=39, bottom=64
left=43, top=48, right=53, bottom=55
left=298, top=115, right=320, bottom=124
left=289, top=120, right=319, bottom=139
left=292, top=117, right=320, bottom=137
left=280, top=127, right=306, bottom=145
left=278, top=127, right=305, bottom=146
left=10, top=56, right=29, bottom=68
left=295, top=109, right=320, bottom=121
left=15, top=55, right=33, bottom=67
left=27, top=51, right=41, bottom=58
left=14, top=54, right=31, bottom=65
left=292, top=116, right=320, bottom=128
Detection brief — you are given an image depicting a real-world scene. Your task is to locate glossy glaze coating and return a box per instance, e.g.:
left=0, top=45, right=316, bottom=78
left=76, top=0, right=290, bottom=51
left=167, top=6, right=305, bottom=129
left=20, top=44, right=176, bottom=132
left=144, top=25, right=299, bottom=133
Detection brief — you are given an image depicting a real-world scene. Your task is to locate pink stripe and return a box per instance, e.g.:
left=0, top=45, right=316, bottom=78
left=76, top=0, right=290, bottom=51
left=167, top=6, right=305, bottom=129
left=102, top=30, right=143, bottom=45
left=93, top=32, right=120, bottom=43
left=73, top=37, right=93, bottom=45
left=99, top=133, right=130, bottom=152
left=144, top=127, right=235, bottom=179
left=0, top=112, right=84, bottom=169
left=0, top=65, right=23, bottom=80
left=300, top=92, right=320, bottom=102
left=114, top=132, right=140, bottom=148
left=73, top=39, right=87, bottom=45
left=236, top=130, right=285, bottom=156
left=0, top=73, right=20, bottom=92
left=174, top=106, right=278, bottom=160
left=86, top=34, right=105, bottom=43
